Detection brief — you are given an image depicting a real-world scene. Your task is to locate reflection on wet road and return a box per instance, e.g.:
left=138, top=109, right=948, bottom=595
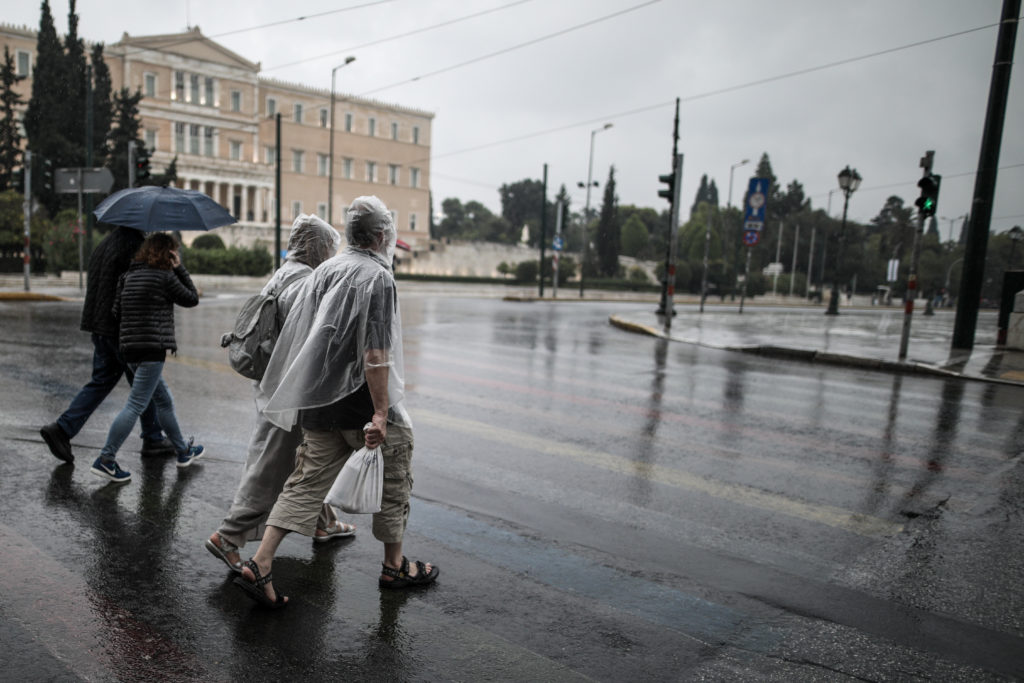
left=1, top=291, right=1022, bottom=680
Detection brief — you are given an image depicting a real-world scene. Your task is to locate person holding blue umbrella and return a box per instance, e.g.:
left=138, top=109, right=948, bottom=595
left=91, top=232, right=205, bottom=482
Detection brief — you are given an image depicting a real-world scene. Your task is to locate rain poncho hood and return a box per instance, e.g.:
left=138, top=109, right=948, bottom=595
left=257, top=230, right=407, bottom=431
left=286, top=213, right=341, bottom=268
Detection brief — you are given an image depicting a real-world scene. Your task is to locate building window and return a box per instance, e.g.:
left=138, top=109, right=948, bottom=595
left=368, top=117, right=376, bottom=137
left=343, top=158, right=353, bottom=180
left=319, top=108, right=328, bottom=128
left=294, top=103, right=303, bottom=124
left=230, top=140, right=242, bottom=161
left=144, top=73, right=156, bottom=98
left=189, top=124, right=200, bottom=155
left=264, top=145, right=276, bottom=164
left=410, top=213, right=417, bottom=231
left=317, top=202, right=327, bottom=220
left=145, top=128, right=157, bottom=152
left=189, top=74, right=200, bottom=103
left=412, top=126, right=420, bottom=145
left=391, top=121, right=398, bottom=140
left=267, top=97, right=277, bottom=117
left=344, top=112, right=353, bottom=132
left=293, top=150, right=304, bottom=174
left=204, top=77, right=214, bottom=106
left=174, top=122, right=185, bottom=152
left=410, top=167, right=420, bottom=189
left=390, top=210, right=398, bottom=226
left=204, top=127, right=215, bottom=156
left=174, top=71, right=184, bottom=101
left=388, top=164, right=399, bottom=185
left=317, top=153, right=328, bottom=177
left=230, top=90, right=241, bottom=112
left=291, top=201, right=302, bottom=220
left=16, top=50, right=30, bottom=77
left=366, top=161, right=377, bottom=183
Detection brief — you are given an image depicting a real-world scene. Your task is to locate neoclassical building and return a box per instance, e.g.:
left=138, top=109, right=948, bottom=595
left=0, top=23, right=434, bottom=255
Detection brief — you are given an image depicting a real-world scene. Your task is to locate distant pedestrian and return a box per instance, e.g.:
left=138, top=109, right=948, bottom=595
left=40, top=226, right=174, bottom=465
left=206, top=214, right=351, bottom=573
left=235, top=196, right=437, bottom=608
left=91, top=233, right=203, bottom=483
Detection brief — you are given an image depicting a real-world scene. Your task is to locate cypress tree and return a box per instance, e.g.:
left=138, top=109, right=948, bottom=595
left=595, top=166, right=619, bottom=277
left=90, top=43, right=112, bottom=167
left=106, top=87, right=149, bottom=191
left=0, top=47, right=25, bottom=191
left=63, top=0, right=87, bottom=158
left=24, top=0, right=67, bottom=216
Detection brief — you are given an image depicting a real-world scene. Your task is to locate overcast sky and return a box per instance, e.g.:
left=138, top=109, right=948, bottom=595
left=8, top=0, right=1023, bottom=235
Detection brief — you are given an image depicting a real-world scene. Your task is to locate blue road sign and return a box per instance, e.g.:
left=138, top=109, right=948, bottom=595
left=552, top=236, right=563, bottom=251
left=744, top=177, right=768, bottom=223
left=743, top=230, right=761, bottom=246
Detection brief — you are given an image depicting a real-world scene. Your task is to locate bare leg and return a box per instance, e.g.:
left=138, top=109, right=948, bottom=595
left=243, top=525, right=289, bottom=603
left=381, top=541, right=433, bottom=582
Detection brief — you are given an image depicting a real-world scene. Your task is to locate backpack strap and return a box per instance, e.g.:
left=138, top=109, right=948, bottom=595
left=267, top=268, right=307, bottom=298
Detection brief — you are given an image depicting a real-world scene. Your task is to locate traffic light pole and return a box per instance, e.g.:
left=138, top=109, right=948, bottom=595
left=663, top=153, right=684, bottom=330
left=899, top=151, right=934, bottom=361
left=657, top=98, right=680, bottom=315
left=22, top=150, right=31, bottom=292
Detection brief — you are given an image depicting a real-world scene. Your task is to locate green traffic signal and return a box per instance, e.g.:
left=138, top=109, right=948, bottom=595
left=916, top=173, right=941, bottom=217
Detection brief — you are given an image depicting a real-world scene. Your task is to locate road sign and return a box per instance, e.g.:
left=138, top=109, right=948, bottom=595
left=552, top=236, right=563, bottom=251
left=743, top=221, right=764, bottom=232
left=743, top=230, right=760, bottom=246
left=55, top=167, right=114, bottom=194
left=744, top=177, right=768, bottom=223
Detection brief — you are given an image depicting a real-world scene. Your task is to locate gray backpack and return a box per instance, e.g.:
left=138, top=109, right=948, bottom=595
left=220, top=271, right=305, bottom=380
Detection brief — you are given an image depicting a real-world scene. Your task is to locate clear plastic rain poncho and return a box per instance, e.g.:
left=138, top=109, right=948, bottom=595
left=257, top=197, right=408, bottom=431
left=260, top=213, right=342, bottom=309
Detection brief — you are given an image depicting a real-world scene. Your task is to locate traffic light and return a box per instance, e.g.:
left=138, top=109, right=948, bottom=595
left=916, top=173, right=941, bottom=217
left=658, top=171, right=675, bottom=202
left=135, top=144, right=151, bottom=183
left=41, top=156, right=53, bottom=190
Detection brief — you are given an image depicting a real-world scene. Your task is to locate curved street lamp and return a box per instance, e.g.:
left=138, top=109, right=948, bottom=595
left=578, top=122, right=613, bottom=298
left=327, top=56, right=356, bottom=226
left=727, top=158, right=750, bottom=209
left=825, top=165, right=862, bottom=315
left=1009, top=225, right=1024, bottom=269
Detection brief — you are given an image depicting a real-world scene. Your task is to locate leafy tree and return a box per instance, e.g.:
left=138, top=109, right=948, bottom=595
left=150, top=155, right=178, bottom=187
left=499, top=178, right=546, bottom=246
left=594, top=166, right=619, bottom=277
left=106, top=88, right=151, bottom=191
left=871, top=195, right=915, bottom=267
left=436, top=197, right=510, bottom=242
left=0, top=48, right=25, bottom=191
left=620, top=214, right=649, bottom=257
left=24, top=0, right=68, bottom=216
left=690, top=174, right=719, bottom=218
left=62, top=0, right=87, bottom=158
left=191, top=233, right=225, bottom=250
left=89, top=43, right=112, bottom=167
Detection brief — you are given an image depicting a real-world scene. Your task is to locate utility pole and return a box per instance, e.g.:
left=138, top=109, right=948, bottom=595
left=700, top=208, right=710, bottom=312
left=22, top=150, right=31, bottom=292
left=663, top=152, right=684, bottom=330
left=806, top=226, right=816, bottom=299
left=790, top=224, right=799, bottom=298
left=275, top=112, right=282, bottom=270
left=899, top=151, right=936, bottom=360
left=953, top=0, right=1019, bottom=350
left=657, top=98, right=680, bottom=315
left=538, top=163, right=548, bottom=298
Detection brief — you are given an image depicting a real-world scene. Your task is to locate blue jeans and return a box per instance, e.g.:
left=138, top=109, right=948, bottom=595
left=100, top=361, right=187, bottom=462
left=57, top=334, right=163, bottom=442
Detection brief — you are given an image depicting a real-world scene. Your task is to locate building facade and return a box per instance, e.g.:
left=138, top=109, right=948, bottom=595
left=0, top=24, right=434, bottom=255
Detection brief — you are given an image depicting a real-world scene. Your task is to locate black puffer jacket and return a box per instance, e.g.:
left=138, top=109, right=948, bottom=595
left=113, top=262, right=199, bottom=360
left=80, top=227, right=146, bottom=338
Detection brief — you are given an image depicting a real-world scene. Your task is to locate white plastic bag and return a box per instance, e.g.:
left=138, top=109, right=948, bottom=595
left=326, top=444, right=383, bottom=514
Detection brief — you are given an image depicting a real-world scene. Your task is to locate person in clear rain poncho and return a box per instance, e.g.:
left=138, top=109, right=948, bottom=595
left=234, top=196, right=437, bottom=608
left=206, top=214, right=349, bottom=574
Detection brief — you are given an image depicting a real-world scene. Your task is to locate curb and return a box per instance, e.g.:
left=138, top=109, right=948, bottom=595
left=608, top=314, right=1021, bottom=387
left=0, top=292, right=69, bottom=302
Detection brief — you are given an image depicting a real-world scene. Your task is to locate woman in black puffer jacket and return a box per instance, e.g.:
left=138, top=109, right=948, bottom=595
left=90, top=233, right=205, bottom=483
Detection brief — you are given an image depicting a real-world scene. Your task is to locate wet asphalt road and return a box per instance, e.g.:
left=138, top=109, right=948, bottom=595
left=2, top=288, right=1024, bottom=681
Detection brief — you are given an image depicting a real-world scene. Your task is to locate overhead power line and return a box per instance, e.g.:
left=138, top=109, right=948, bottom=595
left=357, top=0, right=663, bottom=96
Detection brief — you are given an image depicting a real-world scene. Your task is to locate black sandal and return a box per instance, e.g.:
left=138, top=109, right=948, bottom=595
left=234, top=559, right=288, bottom=608
left=379, top=556, right=439, bottom=589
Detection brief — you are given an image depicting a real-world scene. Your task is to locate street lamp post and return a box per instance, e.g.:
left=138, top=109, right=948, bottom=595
left=579, top=122, right=612, bottom=298
left=1009, top=225, right=1023, bottom=269
left=825, top=166, right=861, bottom=315
left=727, top=158, right=750, bottom=209
left=941, top=214, right=968, bottom=245
left=327, top=56, right=356, bottom=226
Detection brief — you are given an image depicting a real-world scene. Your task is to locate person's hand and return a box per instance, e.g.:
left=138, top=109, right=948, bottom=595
left=170, top=250, right=181, bottom=268
left=364, top=413, right=387, bottom=449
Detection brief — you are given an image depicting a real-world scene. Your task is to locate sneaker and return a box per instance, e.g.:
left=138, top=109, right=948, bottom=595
left=177, top=439, right=205, bottom=469
left=90, top=457, right=131, bottom=483
left=141, top=437, right=175, bottom=457
left=40, top=422, right=73, bottom=463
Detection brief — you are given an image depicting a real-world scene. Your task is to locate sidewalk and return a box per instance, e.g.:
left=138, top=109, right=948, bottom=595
left=610, top=304, right=1024, bottom=387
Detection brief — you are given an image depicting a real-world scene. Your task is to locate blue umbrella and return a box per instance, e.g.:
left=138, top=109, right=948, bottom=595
left=93, top=185, right=237, bottom=232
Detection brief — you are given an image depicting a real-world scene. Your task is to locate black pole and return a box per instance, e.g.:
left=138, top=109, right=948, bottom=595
left=538, top=163, right=548, bottom=298
left=84, top=64, right=94, bottom=260
left=657, top=97, right=680, bottom=315
left=826, top=192, right=850, bottom=315
left=952, top=0, right=1020, bottom=350
left=275, top=112, right=282, bottom=270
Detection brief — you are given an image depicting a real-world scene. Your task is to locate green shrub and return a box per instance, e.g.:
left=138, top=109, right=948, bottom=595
left=181, top=245, right=272, bottom=276
left=514, top=260, right=539, bottom=283
left=42, top=209, right=82, bottom=274
left=190, top=233, right=226, bottom=250
left=627, top=265, right=650, bottom=284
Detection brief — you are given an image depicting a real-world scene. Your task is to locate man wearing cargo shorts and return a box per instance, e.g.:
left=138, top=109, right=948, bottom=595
left=235, top=196, right=437, bottom=608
